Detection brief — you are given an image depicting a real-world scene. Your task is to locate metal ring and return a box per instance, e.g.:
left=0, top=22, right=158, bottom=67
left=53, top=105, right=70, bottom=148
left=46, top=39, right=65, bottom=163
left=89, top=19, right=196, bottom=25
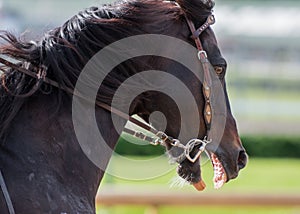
left=185, top=149, right=202, bottom=163
left=171, top=139, right=180, bottom=147
left=207, top=15, right=216, bottom=25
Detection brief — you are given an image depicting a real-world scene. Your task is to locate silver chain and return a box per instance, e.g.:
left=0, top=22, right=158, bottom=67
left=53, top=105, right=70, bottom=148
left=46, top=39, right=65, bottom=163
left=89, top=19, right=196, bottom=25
left=125, top=128, right=211, bottom=163
left=152, top=131, right=211, bottom=163
left=170, top=137, right=211, bottom=163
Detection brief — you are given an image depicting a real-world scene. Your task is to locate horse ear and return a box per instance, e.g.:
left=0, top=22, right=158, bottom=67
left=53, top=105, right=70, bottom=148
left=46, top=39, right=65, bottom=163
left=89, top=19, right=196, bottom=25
left=175, top=0, right=215, bottom=10
left=200, top=0, right=215, bottom=9
left=175, top=0, right=214, bottom=23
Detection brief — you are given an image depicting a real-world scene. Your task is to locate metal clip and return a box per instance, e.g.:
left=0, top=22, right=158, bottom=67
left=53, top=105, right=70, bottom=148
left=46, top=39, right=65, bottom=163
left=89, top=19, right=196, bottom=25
left=156, top=131, right=169, bottom=141
left=198, top=50, right=207, bottom=60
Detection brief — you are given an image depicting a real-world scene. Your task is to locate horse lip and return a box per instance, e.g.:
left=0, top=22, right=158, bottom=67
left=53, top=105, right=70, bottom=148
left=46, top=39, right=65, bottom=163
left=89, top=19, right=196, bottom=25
left=229, top=171, right=239, bottom=180
left=206, top=150, right=240, bottom=182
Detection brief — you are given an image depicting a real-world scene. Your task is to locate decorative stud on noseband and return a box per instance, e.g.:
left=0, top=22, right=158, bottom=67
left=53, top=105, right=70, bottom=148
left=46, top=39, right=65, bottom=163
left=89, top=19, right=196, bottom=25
left=191, top=15, right=215, bottom=40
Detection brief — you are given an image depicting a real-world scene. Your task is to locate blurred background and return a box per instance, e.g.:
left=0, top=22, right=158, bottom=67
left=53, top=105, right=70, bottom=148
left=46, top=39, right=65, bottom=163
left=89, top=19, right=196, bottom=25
left=1, top=0, right=300, bottom=213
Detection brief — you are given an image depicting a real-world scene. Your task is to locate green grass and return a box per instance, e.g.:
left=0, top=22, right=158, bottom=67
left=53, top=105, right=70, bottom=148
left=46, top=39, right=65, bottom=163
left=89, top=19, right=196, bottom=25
left=100, top=157, right=300, bottom=193
left=98, top=206, right=300, bottom=214
left=222, top=158, right=300, bottom=193
left=97, top=157, right=300, bottom=213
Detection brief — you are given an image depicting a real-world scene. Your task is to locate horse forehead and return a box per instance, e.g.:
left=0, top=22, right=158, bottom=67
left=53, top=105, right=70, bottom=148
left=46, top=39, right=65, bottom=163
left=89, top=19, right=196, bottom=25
left=201, top=28, right=227, bottom=65
left=201, top=27, right=218, bottom=42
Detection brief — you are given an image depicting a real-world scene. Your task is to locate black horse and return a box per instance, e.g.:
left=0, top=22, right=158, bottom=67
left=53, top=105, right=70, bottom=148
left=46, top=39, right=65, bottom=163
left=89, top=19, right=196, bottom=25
left=0, top=0, right=247, bottom=213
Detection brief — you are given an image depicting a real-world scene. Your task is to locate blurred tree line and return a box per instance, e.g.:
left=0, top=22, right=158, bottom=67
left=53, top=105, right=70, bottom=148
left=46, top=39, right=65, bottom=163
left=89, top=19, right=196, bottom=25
left=115, top=135, right=300, bottom=158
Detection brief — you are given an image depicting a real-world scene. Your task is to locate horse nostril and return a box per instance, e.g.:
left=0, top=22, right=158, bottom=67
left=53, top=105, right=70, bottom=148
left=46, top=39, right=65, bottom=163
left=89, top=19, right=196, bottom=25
left=237, top=150, right=248, bottom=170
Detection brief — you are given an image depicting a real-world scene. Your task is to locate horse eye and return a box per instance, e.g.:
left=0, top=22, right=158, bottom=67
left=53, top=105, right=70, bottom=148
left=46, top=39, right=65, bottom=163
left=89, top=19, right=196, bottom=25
left=214, top=66, right=223, bottom=75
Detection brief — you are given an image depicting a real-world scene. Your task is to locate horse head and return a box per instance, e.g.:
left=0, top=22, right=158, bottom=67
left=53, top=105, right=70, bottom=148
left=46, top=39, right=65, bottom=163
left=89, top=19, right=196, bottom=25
left=168, top=0, right=248, bottom=190
left=0, top=1, right=248, bottom=212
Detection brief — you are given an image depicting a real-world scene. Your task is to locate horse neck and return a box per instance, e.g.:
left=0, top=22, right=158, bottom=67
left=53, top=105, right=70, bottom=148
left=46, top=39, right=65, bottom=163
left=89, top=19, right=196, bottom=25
left=0, top=92, right=121, bottom=211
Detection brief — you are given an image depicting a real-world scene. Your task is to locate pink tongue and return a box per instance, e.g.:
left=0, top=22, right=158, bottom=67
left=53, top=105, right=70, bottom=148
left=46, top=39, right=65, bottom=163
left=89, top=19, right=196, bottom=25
left=193, top=180, right=206, bottom=191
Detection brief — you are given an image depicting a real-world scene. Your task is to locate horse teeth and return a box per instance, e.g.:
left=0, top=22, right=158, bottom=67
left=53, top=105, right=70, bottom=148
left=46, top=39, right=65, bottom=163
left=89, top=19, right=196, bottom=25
left=211, top=153, right=227, bottom=189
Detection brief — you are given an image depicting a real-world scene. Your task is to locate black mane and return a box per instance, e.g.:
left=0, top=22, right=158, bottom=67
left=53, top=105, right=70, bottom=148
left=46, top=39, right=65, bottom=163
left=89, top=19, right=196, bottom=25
left=0, top=0, right=214, bottom=141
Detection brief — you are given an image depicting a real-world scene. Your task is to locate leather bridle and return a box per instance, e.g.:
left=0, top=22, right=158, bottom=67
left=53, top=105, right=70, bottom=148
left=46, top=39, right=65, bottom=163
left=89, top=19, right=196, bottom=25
left=0, top=12, right=216, bottom=214
left=185, top=14, right=215, bottom=136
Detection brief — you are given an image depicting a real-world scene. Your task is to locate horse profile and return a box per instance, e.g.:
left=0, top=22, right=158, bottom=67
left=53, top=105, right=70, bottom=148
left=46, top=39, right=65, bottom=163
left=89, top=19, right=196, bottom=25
left=0, top=0, right=247, bottom=213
